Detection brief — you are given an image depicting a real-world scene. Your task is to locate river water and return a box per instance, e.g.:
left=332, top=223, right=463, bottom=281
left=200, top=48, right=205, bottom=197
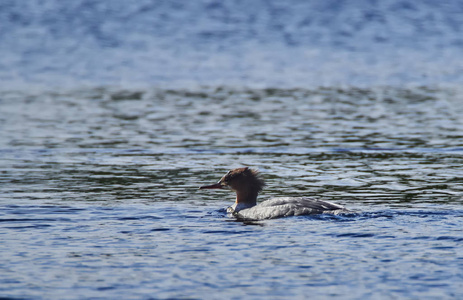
left=1, top=1, right=463, bottom=299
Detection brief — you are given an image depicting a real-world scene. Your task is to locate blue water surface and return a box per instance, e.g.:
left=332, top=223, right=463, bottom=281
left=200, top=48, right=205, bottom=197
left=1, top=1, right=463, bottom=299
left=1, top=0, right=463, bottom=88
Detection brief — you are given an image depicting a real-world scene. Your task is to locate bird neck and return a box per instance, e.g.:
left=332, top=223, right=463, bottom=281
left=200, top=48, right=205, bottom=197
left=235, top=187, right=258, bottom=207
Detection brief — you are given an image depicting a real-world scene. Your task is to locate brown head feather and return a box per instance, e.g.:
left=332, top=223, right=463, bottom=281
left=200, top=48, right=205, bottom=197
left=221, top=167, right=265, bottom=193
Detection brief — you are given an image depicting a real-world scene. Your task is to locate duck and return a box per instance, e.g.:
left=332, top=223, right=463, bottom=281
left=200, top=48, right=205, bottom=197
left=199, top=167, right=347, bottom=220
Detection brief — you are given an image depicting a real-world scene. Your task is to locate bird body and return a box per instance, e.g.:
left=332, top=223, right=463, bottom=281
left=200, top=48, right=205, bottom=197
left=200, top=167, right=347, bottom=220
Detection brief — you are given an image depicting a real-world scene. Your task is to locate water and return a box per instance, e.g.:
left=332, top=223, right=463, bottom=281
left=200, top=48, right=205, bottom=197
left=2, top=1, right=463, bottom=299
left=2, top=86, right=463, bottom=299
left=1, top=0, right=463, bottom=88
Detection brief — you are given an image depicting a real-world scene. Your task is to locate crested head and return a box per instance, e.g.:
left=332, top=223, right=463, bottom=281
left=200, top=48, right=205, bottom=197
left=199, top=167, right=265, bottom=207
left=220, top=167, right=265, bottom=193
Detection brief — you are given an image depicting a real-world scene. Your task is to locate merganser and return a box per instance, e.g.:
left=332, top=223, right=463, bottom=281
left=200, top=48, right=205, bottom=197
left=199, top=167, right=347, bottom=220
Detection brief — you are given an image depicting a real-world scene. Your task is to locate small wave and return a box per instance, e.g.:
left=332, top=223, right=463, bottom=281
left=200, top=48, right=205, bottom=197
left=5, top=224, right=53, bottom=230
left=335, top=232, right=376, bottom=238
left=117, top=215, right=162, bottom=221
left=202, top=230, right=250, bottom=235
